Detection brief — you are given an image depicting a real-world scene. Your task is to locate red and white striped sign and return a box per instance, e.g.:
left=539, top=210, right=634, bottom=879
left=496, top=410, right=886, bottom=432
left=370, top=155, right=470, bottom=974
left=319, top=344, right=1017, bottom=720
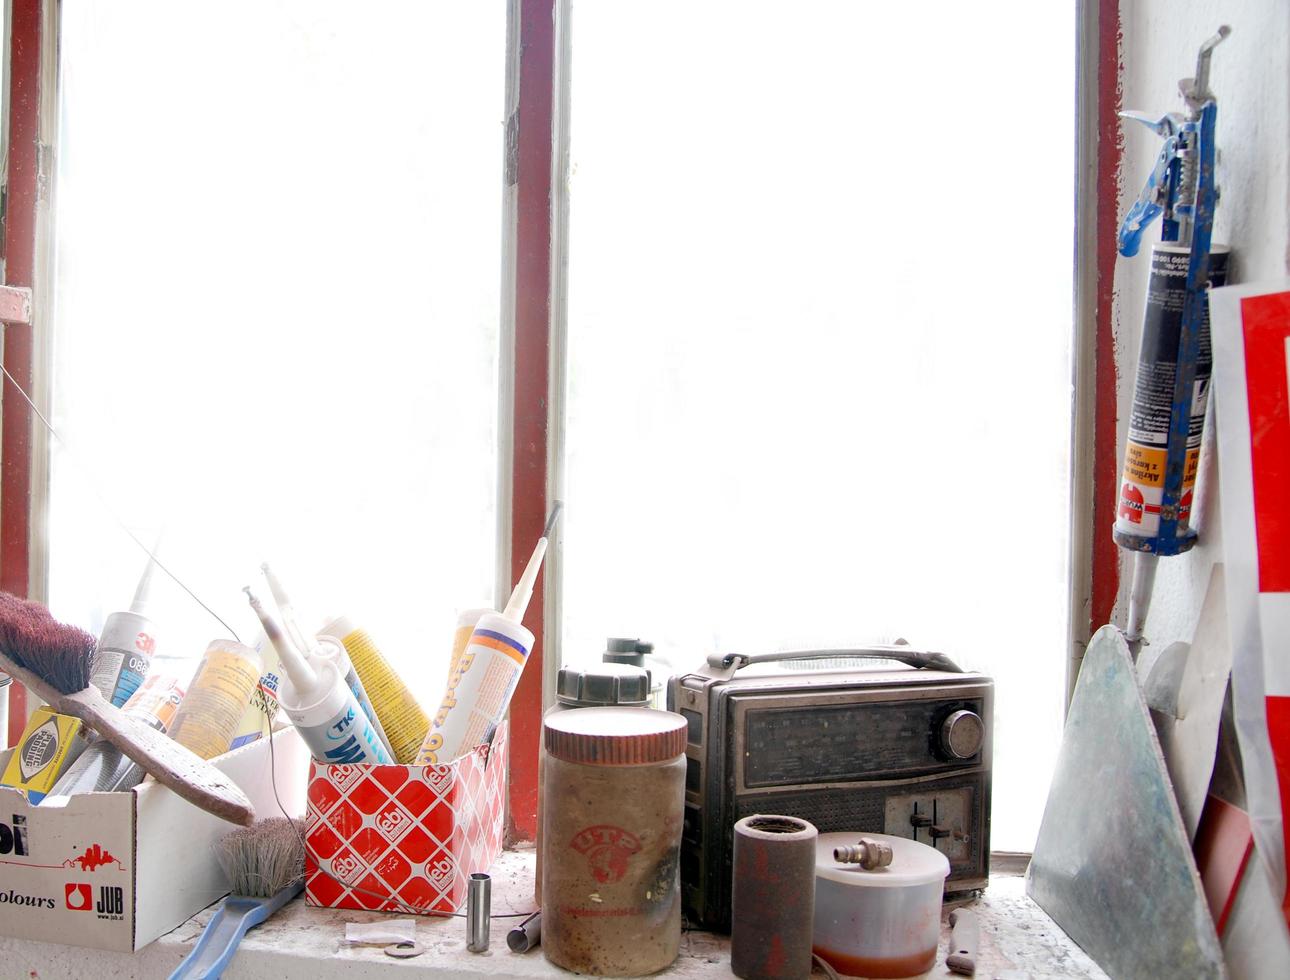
left=1212, top=282, right=1290, bottom=929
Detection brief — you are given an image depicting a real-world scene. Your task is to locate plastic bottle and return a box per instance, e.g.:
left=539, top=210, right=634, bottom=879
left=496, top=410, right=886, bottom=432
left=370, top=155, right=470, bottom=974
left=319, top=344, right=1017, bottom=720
left=248, top=590, right=392, bottom=765
left=88, top=557, right=159, bottom=707
left=416, top=526, right=550, bottom=765
left=167, top=640, right=263, bottom=760
left=46, top=674, right=184, bottom=796
left=319, top=615, right=429, bottom=765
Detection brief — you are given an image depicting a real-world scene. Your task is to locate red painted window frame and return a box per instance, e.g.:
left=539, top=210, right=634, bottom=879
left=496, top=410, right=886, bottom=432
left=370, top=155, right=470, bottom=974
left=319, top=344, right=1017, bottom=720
left=2, top=0, right=44, bottom=746
left=1, top=1, right=1116, bottom=840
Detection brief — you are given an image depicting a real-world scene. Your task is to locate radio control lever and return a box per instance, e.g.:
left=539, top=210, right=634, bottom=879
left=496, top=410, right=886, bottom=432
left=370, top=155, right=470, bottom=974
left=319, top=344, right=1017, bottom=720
left=930, top=825, right=952, bottom=840
left=910, top=813, right=933, bottom=829
left=940, top=710, right=985, bottom=759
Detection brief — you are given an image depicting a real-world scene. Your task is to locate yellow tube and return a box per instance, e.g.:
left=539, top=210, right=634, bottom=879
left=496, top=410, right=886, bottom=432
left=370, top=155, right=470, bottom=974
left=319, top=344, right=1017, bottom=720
left=168, top=640, right=262, bottom=760
left=448, top=608, right=493, bottom=686
left=320, top=615, right=429, bottom=765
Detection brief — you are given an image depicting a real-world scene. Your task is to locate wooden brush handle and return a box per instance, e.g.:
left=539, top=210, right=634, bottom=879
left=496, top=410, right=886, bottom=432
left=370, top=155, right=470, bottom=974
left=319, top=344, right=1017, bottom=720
left=60, top=687, right=255, bottom=826
left=0, top=651, right=64, bottom=706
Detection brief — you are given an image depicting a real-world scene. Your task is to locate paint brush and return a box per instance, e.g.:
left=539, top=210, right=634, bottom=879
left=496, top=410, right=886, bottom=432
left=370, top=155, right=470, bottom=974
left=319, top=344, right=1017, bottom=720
left=169, top=819, right=305, bottom=979
left=0, top=591, right=254, bottom=825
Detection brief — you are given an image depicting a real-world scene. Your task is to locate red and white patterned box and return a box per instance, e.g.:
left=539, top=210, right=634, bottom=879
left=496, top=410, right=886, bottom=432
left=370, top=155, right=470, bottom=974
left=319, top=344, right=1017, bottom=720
left=304, top=724, right=507, bottom=914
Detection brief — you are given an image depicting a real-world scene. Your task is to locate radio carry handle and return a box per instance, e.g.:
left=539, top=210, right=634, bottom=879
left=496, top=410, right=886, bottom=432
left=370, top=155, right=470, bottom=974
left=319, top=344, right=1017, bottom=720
left=705, top=646, right=963, bottom=676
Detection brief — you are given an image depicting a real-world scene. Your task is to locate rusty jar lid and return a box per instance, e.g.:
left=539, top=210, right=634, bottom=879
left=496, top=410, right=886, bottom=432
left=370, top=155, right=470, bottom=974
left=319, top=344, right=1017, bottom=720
left=544, top=706, right=686, bottom=766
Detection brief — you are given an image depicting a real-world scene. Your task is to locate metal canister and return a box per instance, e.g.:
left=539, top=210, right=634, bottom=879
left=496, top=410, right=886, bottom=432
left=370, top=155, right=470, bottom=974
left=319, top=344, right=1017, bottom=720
left=541, top=707, right=687, bottom=977
left=535, top=663, right=650, bottom=902
left=731, top=815, right=819, bottom=979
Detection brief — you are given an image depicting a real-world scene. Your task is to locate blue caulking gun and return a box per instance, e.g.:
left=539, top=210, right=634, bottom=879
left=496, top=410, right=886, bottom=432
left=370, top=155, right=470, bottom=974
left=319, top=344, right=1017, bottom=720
left=1113, top=26, right=1230, bottom=649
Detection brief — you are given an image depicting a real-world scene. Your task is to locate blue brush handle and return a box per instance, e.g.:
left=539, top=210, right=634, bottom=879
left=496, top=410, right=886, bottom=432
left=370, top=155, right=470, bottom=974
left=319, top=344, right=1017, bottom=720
left=169, top=882, right=303, bottom=979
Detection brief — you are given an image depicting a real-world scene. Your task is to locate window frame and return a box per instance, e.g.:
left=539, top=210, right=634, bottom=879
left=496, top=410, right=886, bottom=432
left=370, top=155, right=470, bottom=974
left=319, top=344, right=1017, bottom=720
left=0, top=0, right=1114, bottom=843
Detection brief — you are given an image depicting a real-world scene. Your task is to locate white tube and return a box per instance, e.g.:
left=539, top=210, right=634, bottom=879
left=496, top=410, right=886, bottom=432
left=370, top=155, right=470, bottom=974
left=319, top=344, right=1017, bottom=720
left=278, top=657, right=392, bottom=765
left=247, top=588, right=392, bottom=765
left=310, top=636, right=396, bottom=757
left=1124, top=553, right=1159, bottom=647
left=416, top=613, right=534, bottom=764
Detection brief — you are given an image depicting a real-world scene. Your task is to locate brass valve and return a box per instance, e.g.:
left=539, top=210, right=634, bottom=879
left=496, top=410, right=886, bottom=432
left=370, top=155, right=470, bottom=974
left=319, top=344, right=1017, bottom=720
left=833, top=838, right=894, bottom=870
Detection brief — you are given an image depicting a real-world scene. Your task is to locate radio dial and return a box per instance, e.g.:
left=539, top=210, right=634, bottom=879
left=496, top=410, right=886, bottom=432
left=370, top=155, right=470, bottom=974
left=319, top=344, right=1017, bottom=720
left=939, top=710, right=984, bottom=759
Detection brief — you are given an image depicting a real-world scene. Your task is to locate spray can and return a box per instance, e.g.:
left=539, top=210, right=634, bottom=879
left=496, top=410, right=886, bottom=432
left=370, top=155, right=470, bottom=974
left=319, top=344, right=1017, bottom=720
left=319, top=616, right=429, bottom=765
left=167, top=640, right=263, bottom=760
left=1114, top=242, right=1230, bottom=547
left=87, top=558, right=159, bottom=707
left=449, top=608, right=493, bottom=684
left=248, top=591, right=392, bottom=765
left=229, top=635, right=282, bottom=750
left=47, top=675, right=184, bottom=796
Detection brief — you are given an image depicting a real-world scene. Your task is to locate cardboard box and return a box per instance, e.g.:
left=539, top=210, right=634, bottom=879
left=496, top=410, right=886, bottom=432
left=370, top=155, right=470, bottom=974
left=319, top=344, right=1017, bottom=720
left=305, top=723, right=507, bottom=913
left=0, top=725, right=307, bottom=951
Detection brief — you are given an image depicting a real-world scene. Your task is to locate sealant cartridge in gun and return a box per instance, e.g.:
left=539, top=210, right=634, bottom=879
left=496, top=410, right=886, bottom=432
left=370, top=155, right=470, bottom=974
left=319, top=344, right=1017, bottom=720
left=416, top=502, right=562, bottom=764
left=1112, top=26, right=1230, bottom=646
left=246, top=587, right=392, bottom=765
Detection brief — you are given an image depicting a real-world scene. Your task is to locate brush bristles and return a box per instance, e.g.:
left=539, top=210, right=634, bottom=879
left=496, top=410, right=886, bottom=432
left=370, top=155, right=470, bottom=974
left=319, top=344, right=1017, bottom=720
left=215, top=818, right=305, bottom=898
left=0, top=592, right=98, bottom=694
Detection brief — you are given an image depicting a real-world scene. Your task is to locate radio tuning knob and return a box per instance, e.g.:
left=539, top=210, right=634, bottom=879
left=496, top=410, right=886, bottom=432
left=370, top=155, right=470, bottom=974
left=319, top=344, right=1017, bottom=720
left=940, top=710, right=984, bottom=759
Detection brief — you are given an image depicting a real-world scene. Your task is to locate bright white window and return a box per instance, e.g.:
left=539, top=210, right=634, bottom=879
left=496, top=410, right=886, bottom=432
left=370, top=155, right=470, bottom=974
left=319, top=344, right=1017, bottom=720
left=560, top=1, right=1075, bottom=852
left=48, top=1, right=505, bottom=698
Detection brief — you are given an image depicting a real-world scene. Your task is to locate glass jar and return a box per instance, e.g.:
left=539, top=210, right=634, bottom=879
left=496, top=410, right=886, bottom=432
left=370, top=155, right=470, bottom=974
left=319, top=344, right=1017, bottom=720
left=541, top=706, right=687, bottom=977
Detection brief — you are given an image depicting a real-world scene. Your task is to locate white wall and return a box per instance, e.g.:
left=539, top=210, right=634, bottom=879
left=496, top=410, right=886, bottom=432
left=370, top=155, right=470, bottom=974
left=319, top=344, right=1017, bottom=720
left=1114, top=2, right=1289, bottom=974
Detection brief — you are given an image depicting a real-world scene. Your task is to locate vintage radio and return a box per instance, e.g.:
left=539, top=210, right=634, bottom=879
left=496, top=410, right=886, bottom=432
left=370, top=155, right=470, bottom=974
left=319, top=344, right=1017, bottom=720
left=669, top=647, right=992, bottom=931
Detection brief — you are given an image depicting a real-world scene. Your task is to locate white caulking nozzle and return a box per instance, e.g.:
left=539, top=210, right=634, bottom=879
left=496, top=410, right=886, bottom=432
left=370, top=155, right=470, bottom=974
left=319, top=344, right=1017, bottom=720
left=501, top=501, right=563, bottom=624
left=129, top=555, right=158, bottom=617
left=245, top=586, right=319, bottom=693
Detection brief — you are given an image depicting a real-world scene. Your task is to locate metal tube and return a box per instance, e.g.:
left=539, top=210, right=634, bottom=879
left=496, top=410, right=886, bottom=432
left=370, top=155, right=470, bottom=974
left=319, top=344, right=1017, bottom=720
left=731, top=815, right=818, bottom=980
left=467, top=873, right=491, bottom=952
left=507, top=910, right=542, bottom=952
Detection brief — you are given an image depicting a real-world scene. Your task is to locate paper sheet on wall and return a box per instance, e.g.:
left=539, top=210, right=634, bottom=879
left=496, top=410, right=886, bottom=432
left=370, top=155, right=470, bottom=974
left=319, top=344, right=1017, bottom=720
left=1210, top=280, right=1290, bottom=938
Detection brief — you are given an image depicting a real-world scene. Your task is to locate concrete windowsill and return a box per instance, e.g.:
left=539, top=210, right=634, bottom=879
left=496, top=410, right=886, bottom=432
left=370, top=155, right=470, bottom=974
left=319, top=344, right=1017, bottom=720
left=0, top=847, right=1107, bottom=978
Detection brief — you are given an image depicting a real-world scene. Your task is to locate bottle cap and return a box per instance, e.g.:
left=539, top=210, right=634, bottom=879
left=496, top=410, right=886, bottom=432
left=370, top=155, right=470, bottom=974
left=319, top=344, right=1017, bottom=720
left=556, top=663, right=650, bottom=707
left=544, top=706, right=686, bottom=766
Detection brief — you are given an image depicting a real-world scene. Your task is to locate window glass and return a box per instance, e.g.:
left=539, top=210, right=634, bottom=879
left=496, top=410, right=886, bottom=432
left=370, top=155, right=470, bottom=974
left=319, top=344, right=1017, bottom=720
left=561, top=1, right=1075, bottom=852
left=49, top=0, right=504, bottom=697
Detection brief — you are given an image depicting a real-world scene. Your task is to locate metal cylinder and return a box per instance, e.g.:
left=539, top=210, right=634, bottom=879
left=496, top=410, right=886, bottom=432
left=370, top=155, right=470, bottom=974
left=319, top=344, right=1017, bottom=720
left=507, top=910, right=542, bottom=952
left=731, top=814, right=819, bottom=980
left=467, top=873, right=491, bottom=952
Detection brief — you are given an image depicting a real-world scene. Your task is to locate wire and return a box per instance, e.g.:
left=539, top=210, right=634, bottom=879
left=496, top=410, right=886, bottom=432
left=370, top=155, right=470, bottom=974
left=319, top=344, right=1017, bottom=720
left=0, top=362, right=241, bottom=642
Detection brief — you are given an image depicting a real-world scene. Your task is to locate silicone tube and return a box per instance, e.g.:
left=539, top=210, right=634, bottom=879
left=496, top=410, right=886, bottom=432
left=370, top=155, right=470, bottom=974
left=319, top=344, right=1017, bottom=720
left=319, top=616, right=429, bottom=765
left=278, top=657, right=392, bottom=764
left=416, top=613, right=533, bottom=764
left=168, top=641, right=263, bottom=760
left=309, top=636, right=395, bottom=758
